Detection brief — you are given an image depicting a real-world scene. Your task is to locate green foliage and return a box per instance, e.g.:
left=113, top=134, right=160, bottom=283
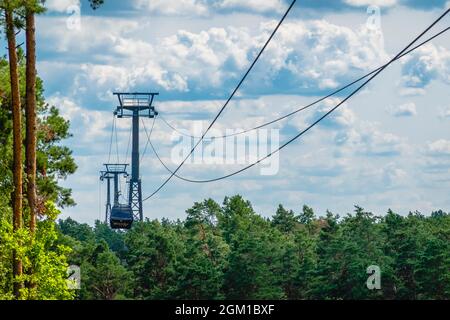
left=174, top=199, right=229, bottom=299
left=0, top=42, right=76, bottom=300
left=88, top=0, right=105, bottom=10
left=78, top=240, right=132, bottom=300
left=0, top=53, right=77, bottom=208
left=272, top=204, right=299, bottom=233
left=124, top=220, right=183, bottom=299
left=57, top=197, right=450, bottom=300
left=0, top=202, right=75, bottom=300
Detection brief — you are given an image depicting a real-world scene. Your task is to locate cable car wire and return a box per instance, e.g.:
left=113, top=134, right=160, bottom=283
left=141, top=117, right=157, bottom=162
left=114, top=117, right=120, bottom=163
left=142, top=0, right=298, bottom=202
left=125, top=124, right=132, bottom=165
left=143, top=11, right=450, bottom=185
left=158, top=25, right=450, bottom=141
left=119, top=125, right=133, bottom=202
left=107, top=114, right=115, bottom=163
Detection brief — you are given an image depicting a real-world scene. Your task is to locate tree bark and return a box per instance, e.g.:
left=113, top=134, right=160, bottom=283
left=25, top=5, right=38, bottom=294
left=5, top=7, right=24, bottom=299
left=26, top=5, right=37, bottom=235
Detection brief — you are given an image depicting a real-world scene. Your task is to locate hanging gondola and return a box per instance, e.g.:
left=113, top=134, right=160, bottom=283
left=110, top=204, right=134, bottom=229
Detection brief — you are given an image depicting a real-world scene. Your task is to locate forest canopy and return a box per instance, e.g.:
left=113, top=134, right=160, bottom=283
left=57, top=196, right=450, bottom=300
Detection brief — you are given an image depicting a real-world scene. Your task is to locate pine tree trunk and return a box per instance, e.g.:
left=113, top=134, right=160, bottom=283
left=26, top=7, right=37, bottom=235
left=5, top=8, right=24, bottom=299
left=26, top=7, right=38, bottom=293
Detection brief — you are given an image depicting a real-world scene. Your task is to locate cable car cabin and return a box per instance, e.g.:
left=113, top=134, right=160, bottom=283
left=110, top=205, right=134, bottom=229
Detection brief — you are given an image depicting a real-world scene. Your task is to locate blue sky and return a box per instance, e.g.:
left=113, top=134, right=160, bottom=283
left=31, top=0, right=450, bottom=224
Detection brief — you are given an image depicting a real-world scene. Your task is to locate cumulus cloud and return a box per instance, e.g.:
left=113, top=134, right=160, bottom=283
left=152, top=14, right=384, bottom=94
left=132, top=0, right=444, bottom=16
left=217, top=0, right=287, bottom=13
left=358, top=128, right=405, bottom=157
left=38, top=14, right=389, bottom=100
left=344, top=0, right=397, bottom=7
left=255, top=19, right=388, bottom=92
left=133, top=0, right=209, bottom=16
left=47, top=95, right=110, bottom=144
left=308, top=98, right=356, bottom=129
left=332, top=124, right=406, bottom=157
left=439, top=106, right=450, bottom=119
left=401, top=44, right=450, bottom=89
left=132, top=0, right=287, bottom=15
left=388, top=102, right=417, bottom=117
left=45, top=0, right=79, bottom=12
left=420, top=139, right=450, bottom=182
left=428, top=139, right=450, bottom=156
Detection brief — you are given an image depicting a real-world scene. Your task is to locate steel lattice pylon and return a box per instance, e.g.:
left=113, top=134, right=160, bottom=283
left=113, top=92, right=158, bottom=222
left=128, top=180, right=142, bottom=221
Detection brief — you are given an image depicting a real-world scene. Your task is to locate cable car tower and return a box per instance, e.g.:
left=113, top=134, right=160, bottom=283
left=113, top=92, right=159, bottom=222
left=100, top=164, right=129, bottom=224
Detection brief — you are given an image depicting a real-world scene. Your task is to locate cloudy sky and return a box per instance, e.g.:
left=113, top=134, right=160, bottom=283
left=30, top=0, right=450, bottom=224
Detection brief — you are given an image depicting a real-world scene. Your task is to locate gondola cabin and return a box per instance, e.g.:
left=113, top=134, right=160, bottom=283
left=110, top=204, right=134, bottom=229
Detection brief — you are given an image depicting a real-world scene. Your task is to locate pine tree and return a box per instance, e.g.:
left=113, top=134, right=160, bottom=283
left=272, top=204, right=298, bottom=233
left=2, top=0, right=24, bottom=298
left=175, top=199, right=228, bottom=299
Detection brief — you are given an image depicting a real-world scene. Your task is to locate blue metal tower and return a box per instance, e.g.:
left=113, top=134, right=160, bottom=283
left=113, top=93, right=159, bottom=221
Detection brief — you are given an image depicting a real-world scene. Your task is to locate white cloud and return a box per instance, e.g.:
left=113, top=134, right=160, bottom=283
left=398, top=87, right=426, bottom=97
left=330, top=118, right=407, bottom=157
left=388, top=102, right=417, bottom=117
left=401, top=44, right=450, bottom=89
left=47, top=95, right=110, bottom=144
left=309, top=98, right=356, bottom=129
left=133, top=0, right=209, bottom=16
left=344, top=0, right=397, bottom=7
left=133, top=0, right=287, bottom=15
left=218, top=0, right=287, bottom=13
left=39, top=15, right=389, bottom=96
left=439, top=106, right=450, bottom=119
left=428, top=139, right=450, bottom=156
left=45, top=0, right=79, bottom=12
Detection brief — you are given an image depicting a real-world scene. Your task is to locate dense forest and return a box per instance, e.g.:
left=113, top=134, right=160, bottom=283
left=58, top=198, right=450, bottom=300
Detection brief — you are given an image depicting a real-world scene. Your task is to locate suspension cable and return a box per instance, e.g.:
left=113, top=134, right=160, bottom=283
left=114, top=117, right=120, bottom=164
left=141, top=116, right=157, bottom=163
left=142, top=0, right=298, bottom=201
left=107, top=114, right=115, bottom=163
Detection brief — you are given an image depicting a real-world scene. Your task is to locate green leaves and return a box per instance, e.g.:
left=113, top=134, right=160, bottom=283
left=48, top=198, right=450, bottom=300
left=0, top=54, right=77, bottom=208
left=0, top=201, right=75, bottom=300
left=88, top=0, right=105, bottom=10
